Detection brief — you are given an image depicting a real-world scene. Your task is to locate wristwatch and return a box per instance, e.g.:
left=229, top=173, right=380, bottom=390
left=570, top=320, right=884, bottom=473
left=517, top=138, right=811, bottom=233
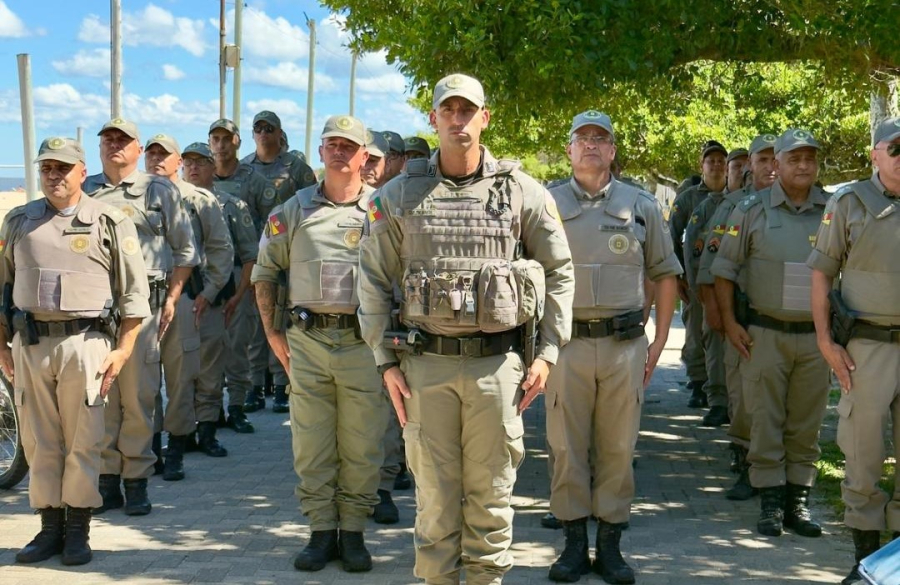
left=377, top=362, right=399, bottom=376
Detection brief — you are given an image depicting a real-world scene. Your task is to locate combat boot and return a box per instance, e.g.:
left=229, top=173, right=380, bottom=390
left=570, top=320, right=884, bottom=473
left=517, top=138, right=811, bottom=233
left=701, top=405, right=730, bottom=427
left=15, top=507, right=65, bottom=563
left=783, top=483, right=821, bottom=537
left=123, top=478, right=152, bottom=516
left=729, top=443, right=741, bottom=473
left=226, top=404, right=255, bottom=434
left=548, top=517, right=591, bottom=582
left=197, top=421, right=228, bottom=457
left=373, top=489, right=399, bottom=524
left=726, top=446, right=757, bottom=501
left=62, top=507, right=92, bottom=566
left=842, top=529, right=880, bottom=584
left=686, top=380, right=707, bottom=408
left=243, top=385, right=265, bottom=413
left=163, top=434, right=187, bottom=481
left=757, top=485, right=785, bottom=536
left=594, top=519, right=635, bottom=584
left=542, top=512, right=563, bottom=529
left=272, top=384, right=290, bottom=413
left=92, top=474, right=124, bottom=514
left=151, top=431, right=164, bottom=475
left=339, top=530, right=373, bottom=572
left=293, top=529, right=339, bottom=571
left=216, top=406, right=227, bottom=428
left=394, top=461, right=412, bottom=490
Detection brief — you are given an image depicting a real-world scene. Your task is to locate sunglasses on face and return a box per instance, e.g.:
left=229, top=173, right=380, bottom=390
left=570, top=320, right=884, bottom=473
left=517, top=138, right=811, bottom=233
left=254, top=124, right=276, bottom=134
left=881, top=143, right=900, bottom=157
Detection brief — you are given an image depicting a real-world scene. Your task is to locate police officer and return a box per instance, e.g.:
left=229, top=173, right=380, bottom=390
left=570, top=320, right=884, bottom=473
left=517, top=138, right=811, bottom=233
left=1, top=138, right=151, bottom=565
left=712, top=128, right=830, bottom=539
left=669, top=140, right=727, bottom=408
left=252, top=114, right=388, bottom=573
left=358, top=73, right=574, bottom=585
left=361, top=130, right=392, bottom=189
left=85, top=119, right=199, bottom=515
left=808, top=117, right=900, bottom=583
left=144, top=135, right=234, bottom=477
left=697, top=134, right=777, bottom=500
left=726, top=148, right=749, bottom=193
left=184, top=141, right=259, bottom=435
left=545, top=111, right=681, bottom=584
left=381, top=130, right=406, bottom=184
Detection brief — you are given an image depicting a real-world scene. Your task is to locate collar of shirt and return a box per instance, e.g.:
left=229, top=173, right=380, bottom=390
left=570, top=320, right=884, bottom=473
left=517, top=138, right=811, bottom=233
left=101, top=168, right=142, bottom=188
left=871, top=172, right=900, bottom=199
left=570, top=176, right=612, bottom=200
left=770, top=180, right=827, bottom=212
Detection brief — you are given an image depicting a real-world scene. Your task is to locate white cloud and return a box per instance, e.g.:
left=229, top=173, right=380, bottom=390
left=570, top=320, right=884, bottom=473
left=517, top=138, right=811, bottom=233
left=359, top=100, right=429, bottom=135
left=226, top=7, right=309, bottom=62
left=357, top=72, right=407, bottom=95
left=243, top=62, right=335, bottom=92
left=52, top=49, right=111, bottom=78
left=162, top=64, right=185, bottom=81
left=78, top=4, right=208, bottom=56
left=0, top=1, right=33, bottom=37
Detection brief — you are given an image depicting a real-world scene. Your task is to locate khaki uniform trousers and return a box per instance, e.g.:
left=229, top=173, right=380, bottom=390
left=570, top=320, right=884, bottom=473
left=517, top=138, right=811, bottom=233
left=379, top=409, right=403, bottom=491
left=14, top=331, right=110, bottom=509
left=740, top=326, right=829, bottom=488
left=546, top=335, right=647, bottom=524
left=725, top=342, right=751, bottom=448
left=286, top=325, right=387, bottom=532
left=702, top=321, right=728, bottom=408
left=837, top=338, right=900, bottom=531
left=102, top=309, right=161, bottom=479
left=160, top=292, right=202, bottom=435
left=401, top=351, right=526, bottom=585
left=224, top=267, right=253, bottom=406
left=194, top=304, right=226, bottom=423
left=681, top=288, right=707, bottom=383
left=250, top=303, right=289, bottom=387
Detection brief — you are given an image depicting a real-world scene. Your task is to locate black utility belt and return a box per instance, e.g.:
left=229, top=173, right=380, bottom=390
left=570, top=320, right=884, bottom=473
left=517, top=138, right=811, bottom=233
left=34, top=318, right=104, bottom=338
left=573, top=310, right=644, bottom=341
left=422, top=328, right=522, bottom=358
left=289, top=307, right=359, bottom=331
left=747, top=311, right=816, bottom=335
left=853, top=321, right=900, bottom=344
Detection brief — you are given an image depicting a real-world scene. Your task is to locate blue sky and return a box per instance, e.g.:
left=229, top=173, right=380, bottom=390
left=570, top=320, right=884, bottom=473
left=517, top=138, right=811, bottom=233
left=0, top=0, right=430, bottom=182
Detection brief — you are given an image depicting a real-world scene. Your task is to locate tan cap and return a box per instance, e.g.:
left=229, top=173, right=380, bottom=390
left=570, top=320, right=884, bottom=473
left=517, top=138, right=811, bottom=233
left=726, top=148, right=748, bottom=163
left=209, top=118, right=239, bottom=135
left=749, top=133, right=778, bottom=155
left=253, top=110, right=281, bottom=129
left=182, top=142, right=214, bottom=160
left=34, top=137, right=84, bottom=165
left=145, top=133, right=181, bottom=154
left=873, top=117, right=900, bottom=146
left=321, top=115, right=367, bottom=146
left=366, top=129, right=388, bottom=158
left=433, top=74, right=485, bottom=109
left=404, top=136, right=430, bottom=156
left=570, top=110, right=614, bottom=140
left=98, top=118, right=140, bottom=141
left=775, top=128, right=820, bottom=154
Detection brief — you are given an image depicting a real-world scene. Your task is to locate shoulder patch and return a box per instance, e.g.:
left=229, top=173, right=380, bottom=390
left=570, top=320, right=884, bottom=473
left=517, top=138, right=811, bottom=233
left=265, top=211, right=287, bottom=238
left=121, top=236, right=139, bottom=256
left=726, top=223, right=740, bottom=237
left=367, top=195, right=387, bottom=225
left=544, top=192, right=562, bottom=224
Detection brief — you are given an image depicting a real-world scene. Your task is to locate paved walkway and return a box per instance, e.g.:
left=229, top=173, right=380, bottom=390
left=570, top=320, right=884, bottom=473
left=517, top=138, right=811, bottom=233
left=0, top=317, right=852, bottom=584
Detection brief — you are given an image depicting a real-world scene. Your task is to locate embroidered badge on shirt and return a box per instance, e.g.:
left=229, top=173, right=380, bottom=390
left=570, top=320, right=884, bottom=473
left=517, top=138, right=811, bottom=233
left=726, top=224, right=740, bottom=237
left=121, top=236, right=139, bottom=256
left=69, top=235, right=90, bottom=254
left=822, top=212, right=832, bottom=225
left=344, top=228, right=362, bottom=248
left=368, top=196, right=386, bottom=224
left=266, top=212, right=286, bottom=237
left=609, top=234, right=630, bottom=254
left=713, top=223, right=726, bottom=235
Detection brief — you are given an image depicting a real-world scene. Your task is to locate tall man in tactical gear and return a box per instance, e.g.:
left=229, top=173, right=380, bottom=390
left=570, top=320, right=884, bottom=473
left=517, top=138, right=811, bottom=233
left=358, top=73, right=574, bottom=585
left=808, top=117, right=900, bottom=584
left=545, top=111, right=680, bottom=584
left=85, top=119, right=198, bottom=515
left=713, top=129, right=830, bottom=539
left=1, top=138, right=151, bottom=565
left=252, top=114, right=388, bottom=574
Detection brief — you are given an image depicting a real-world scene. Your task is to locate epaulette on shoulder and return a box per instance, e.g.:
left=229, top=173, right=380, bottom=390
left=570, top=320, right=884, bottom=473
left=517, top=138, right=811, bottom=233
left=497, top=158, right=522, bottom=173
left=738, top=191, right=763, bottom=212
left=833, top=183, right=858, bottom=200
left=24, top=199, right=46, bottom=220
left=3, top=204, right=27, bottom=222
left=99, top=205, right=128, bottom=224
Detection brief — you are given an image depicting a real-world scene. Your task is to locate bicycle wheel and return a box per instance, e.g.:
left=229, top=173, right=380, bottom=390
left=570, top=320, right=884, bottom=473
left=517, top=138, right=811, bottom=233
left=0, top=371, right=28, bottom=489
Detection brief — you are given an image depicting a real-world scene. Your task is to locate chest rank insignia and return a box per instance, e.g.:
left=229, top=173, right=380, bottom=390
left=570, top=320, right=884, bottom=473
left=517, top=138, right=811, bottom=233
left=609, top=233, right=630, bottom=254
left=70, top=235, right=90, bottom=254
left=344, top=228, right=362, bottom=248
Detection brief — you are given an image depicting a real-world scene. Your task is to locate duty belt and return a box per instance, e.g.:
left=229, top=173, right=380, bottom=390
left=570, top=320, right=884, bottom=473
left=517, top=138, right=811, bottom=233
left=573, top=319, right=616, bottom=338
left=422, top=329, right=521, bottom=358
left=34, top=318, right=103, bottom=338
left=289, top=308, right=359, bottom=330
left=853, top=321, right=900, bottom=344
left=747, top=310, right=816, bottom=335
left=572, top=309, right=645, bottom=341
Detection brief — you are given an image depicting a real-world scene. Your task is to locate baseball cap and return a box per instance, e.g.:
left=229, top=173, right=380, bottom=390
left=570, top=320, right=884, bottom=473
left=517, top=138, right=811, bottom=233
left=145, top=133, right=181, bottom=154
left=726, top=148, right=749, bottom=163
left=253, top=110, right=281, bottom=129
left=749, top=133, right=778, bottom=155
left=701, top=140, right=728, bottom=158
left=775, top=129, right=820, bottom=154
left=570, top=110, right=615, bottom=140
left=98, top=118, right=140, bottom=141
left=182, top=142, right=214, bottom=160
left=366, top=129, right=389, bottom=158
left=404, top=136, right=430, bottom=156
left=209, top=118, right=239, bottom=135
left=382, top=130, right=404, bottom=154
left=321, top=115, right=367, bottom=146
left=433, top=74, right=485, bottom=109
left=34, top=137, right=85, bottom=165
left=873, top=117, right=900, bottom=146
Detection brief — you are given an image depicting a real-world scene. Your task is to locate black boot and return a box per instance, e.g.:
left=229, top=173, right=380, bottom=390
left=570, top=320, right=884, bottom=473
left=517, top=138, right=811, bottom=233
left=339, top=530, right=373, bottom=572
left=783, top=483, right=822, bottom=537
left=842, top=529, right=880, bottom=584
left=686, top=381, right=708, bottom=408
left=243, top=385, right=265, bottom=413
left=152, top=432, right=164, bottom=475
left=163, top=434, right=186, bottom=481
left=293, top=529, right=339, bottom=571
left=123, top=478, right=152, bottom=516
left=92, top=474, right=124, bottom=514
left=62, top=507, right=92, bottom=566
left=729, top=443, right=741, bottom=473
left=373, top=489, right=399, bottom=524
left=272, top=385, right=290, bottom=413
left=197, top=421, right=228, bottom=457
left=549, top=517, right=591, bottom=582
left=757, top=485, right=785, bottom=536
left=393, top=462, right=412, bottom=490
left=184, top=429, right=199, bottom=452
left=726, top=446, right=757, bottom=501
left=216, top=407, right=227, bottom=428
left=226, top=404, right=255, bottom=434
left=701, top=405, right=730, bottom=427
left=15, top=507, right=65, bottom=563
left=594, top=520, right=635, bottom=584
left=542, top=512, right=563, bottom=529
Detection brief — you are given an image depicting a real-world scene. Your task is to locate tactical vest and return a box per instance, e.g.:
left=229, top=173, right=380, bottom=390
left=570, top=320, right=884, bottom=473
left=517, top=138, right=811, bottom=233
left=214, top=164, right=254, bottom=201
left=12, top=199, right=113, bottom=319
left=243, top=153, right=295, bottom=216
left=838, top=180, right=900, bottom=325
left=742, top=190, right=823, bottom=320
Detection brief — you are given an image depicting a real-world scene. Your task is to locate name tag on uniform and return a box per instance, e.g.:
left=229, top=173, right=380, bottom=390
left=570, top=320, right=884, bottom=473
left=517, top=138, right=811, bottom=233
left=435, top=190, right=474, bottom=199
left=63, top=227, right=93, bottom=235
left=599, top=225, right=630, bottom=232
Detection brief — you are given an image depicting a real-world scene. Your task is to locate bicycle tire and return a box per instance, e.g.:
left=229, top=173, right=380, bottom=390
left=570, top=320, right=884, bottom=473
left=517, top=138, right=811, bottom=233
left=0, top=372, right=28, bottom=489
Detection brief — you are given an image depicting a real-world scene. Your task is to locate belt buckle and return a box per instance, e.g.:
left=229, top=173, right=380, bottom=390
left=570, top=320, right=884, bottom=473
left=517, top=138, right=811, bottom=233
left=48, top=322, right=66, bottom=337
left=324, top=315, right=340, bottom=328
left=459, top=338, right=483, bottom=357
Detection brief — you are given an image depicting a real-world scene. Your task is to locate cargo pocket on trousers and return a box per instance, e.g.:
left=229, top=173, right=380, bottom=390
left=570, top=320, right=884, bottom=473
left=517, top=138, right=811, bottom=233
left=494, top=417, right=526, bottom=487
left=403, top=421, right=430, bottom=470
left=145, top=346, right=161, bottom=365
left=835, top=397, right=854, bottom=461
left=182, top=336, right=201, bottom=353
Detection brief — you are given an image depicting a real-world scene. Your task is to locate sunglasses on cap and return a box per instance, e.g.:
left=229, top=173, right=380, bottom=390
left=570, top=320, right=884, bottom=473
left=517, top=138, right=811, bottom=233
left=254, top=124, right=276, bottom=134
left=877, top=143, right=900, bottom=157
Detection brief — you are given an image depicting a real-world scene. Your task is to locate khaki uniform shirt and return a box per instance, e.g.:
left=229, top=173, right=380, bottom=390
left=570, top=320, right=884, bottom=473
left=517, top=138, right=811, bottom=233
left=712, top=181, right=828, bottom=322
left=549, top=177, right=682, bottom=320
left=807, top=173, right=900, bottom=326
left=211, top=186, right=259, bottom=266
left=668, top=182, right=714, bottom=272
left=357, top=147, right=575, bottom=367
left=696, top=186, right=755, bottom=287
left=176, top=179, right=234, bottom=302
left=240, top=152, right=317, bottom=228
left=0, top=196, right=152, bottom=322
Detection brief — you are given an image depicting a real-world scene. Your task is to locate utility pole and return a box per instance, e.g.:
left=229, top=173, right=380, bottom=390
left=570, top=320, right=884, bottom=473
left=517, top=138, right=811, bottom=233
left=76, top=126, right=84, bottom=146
left=110, top=0, right=122, bottom=118
left=219, top=0, right=227, bottom=119
left=349, top=52, right=357, bottom=116
left=232, top=0, right=243, bottom=125
left=17, top=54, right=38, bottom=202
left=304, top=14, right=316, bottom=159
